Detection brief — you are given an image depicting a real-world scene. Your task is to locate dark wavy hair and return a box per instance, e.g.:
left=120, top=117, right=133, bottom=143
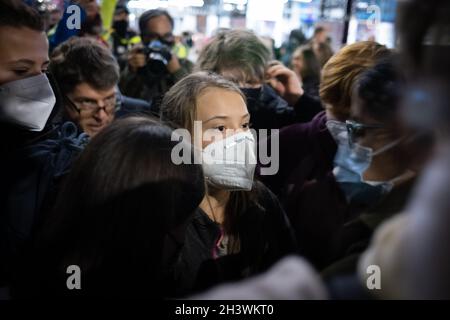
left=355, top=56, right=403, bottom=123
left=49, top=37, right=120, bottom=95
left=13, top=117, right=205, bottom=298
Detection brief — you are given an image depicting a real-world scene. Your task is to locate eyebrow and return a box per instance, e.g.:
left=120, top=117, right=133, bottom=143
left=203, top=115, right=228, bottom=123
left=9, top=59, right=50, bottom=66
left=74, top=93, right=116, bottom=101
left=9, top=59, right=33, bottom=66
left=203, top=113, right=250, bottom=124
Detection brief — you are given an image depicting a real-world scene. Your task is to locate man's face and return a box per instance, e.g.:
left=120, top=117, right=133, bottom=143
left=114, top=11, right=129, bottom=23
left=49, top=9, right=63, bottom=28
left=76, top=0, right=100, bottom=20
left=291, top=54, right=304, bottom=75
left=65, top=83, right=116, bottom=137
left=142, top=15, right=174, bottom=46
left=0, top=26, right=49, bottom=85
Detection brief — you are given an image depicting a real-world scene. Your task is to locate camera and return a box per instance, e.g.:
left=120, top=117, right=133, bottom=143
left=145, top=40, right=172, bottom=65
left=141, top=40, right=173, bottom=76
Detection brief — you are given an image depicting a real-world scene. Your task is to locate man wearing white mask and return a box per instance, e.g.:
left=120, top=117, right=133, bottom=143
left=0, top=0, right=87, bottom=297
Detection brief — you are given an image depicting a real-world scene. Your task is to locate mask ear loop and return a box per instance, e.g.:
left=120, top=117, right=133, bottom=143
left=350, top=125, right=426, bottom=158
left=372, top=136, right=407, bottom=157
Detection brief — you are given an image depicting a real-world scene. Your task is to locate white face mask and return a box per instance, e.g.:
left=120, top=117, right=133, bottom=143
left=202, top=131, right=257, bottom=191
left=0, top=74, right=56, bottom=131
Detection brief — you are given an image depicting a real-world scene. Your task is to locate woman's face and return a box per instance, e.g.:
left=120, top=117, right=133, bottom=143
left=291, top=53, right=304, bottom=75
left=195, top=87, right=250, bottom=149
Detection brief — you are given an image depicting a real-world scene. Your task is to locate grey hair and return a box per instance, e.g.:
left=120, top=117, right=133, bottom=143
left=194, top=29, right=271, bottom=86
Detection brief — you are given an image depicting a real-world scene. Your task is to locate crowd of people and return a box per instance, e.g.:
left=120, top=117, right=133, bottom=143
left=0, top=0, right=449, bottom=299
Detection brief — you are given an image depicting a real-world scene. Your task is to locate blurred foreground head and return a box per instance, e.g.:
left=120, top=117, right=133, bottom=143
left=397, top=0, right=450, bottom=135
left=17, top=117, right=205, bottom=298
left=195, top=29, right=271, bottom=87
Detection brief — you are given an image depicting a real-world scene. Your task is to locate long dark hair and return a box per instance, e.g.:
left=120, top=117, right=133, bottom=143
left=15, top=116, right=205, bottom=298
left=292, top=45, right=321, bottom=81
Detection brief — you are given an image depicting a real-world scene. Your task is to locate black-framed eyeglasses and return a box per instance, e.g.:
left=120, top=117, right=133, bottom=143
left=345, top=120, right=385, bottom=146
left=64, top=91, right=122, bottom=115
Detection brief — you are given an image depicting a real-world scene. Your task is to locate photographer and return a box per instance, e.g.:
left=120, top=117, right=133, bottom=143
left=119, top=9, right=193, bottom=106
left=111, top=5, right=140, bottom=71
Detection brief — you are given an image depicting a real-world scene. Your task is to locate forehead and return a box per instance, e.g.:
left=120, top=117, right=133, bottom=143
left=71, top=82, right=116, bottom=98
left=146, top=15, right=172, bottom=34
left=196, top=88, right=247, bottom=119
left=351, top=93, right=383, bottom=125
left=350, top=93, right=365, bottom=119
left=115, top=11, right=129, bottom=19
left=0, top=27, right=48, bottom=64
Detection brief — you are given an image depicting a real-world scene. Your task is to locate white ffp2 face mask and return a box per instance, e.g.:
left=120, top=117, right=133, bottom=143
left=0, top=74, right=56, bottom=131
left=202, top=131, right=257, bottom=191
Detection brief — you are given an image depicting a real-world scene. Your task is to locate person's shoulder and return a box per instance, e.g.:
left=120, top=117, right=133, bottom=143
left=187, top=207, right=221, bottom=232
left=25, top=122, right=88, bottom=172
left=250, top=181, right=295, bottom=242
left=32, top=122, right=87, bottom=149
left=279, top=121, right=310, bottom=137
left=277, top=115, right=319, bottom=146
left=253, top=179, right=273, bottom=194
left=252, top=180, right=282, bottom=211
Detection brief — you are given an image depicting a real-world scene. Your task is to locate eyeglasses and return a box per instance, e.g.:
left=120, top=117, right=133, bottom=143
left=345, top=120, right=385, bottom=146
left=65, top=92, right=122, bottom=115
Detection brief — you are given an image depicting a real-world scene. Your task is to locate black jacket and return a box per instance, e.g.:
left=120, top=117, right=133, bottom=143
left=242, top=84, right=323, bottom=131
left=0, top=122, right=87, bottom=287
left=166, top=181, right=297, bottom=297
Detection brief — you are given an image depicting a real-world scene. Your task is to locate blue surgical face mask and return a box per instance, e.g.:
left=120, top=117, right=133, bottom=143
left=326, top=120, right=347, bottom=144
left=332, top=133, right=403, bottom=204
